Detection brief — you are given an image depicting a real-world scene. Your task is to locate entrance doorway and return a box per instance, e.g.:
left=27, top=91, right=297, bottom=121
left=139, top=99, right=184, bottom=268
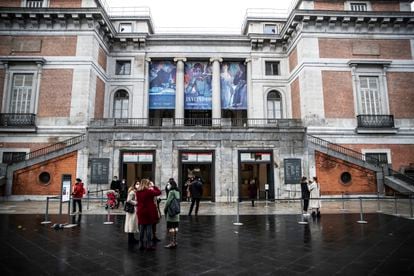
left=120, top=151, right=155, bottom=187
left=179, top=151, right=214, bottom=201
left=239, top=151, right=274, bottom=200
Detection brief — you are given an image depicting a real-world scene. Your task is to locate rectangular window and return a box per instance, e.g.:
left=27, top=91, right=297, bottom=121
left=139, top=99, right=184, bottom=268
left=359, top=76, right=382, bottom=115
left=365, top=152, right=388, bottom=165
left=119, top=23, right=132, bottom=33
left=10, top=74, right=34, bottom=113
left=2, top=152, right=26, bottom=164
left=115, top=60, right=131, bottom=75
left=350, top=3, right=368, bottom=11
left=264, top=24, right=277, bottom=34
left=265, top=61, right=280, bottom=76
left=26, top=0, right=44, bottom=8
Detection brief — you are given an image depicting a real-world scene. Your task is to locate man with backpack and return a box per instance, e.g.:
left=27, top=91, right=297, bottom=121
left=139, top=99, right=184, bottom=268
left=188, top=176, right=203, bottom=216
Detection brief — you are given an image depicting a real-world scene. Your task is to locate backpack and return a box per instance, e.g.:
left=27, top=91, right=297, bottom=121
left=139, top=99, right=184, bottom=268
left=167, top=192, right=180, bottom=217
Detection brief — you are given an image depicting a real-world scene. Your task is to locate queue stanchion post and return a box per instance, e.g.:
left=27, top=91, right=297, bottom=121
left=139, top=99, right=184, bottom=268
left=264, top=184, right=269, bottom=208
left=393, top=193, right=399, bottom=216
left=376, top=192, right=382, bottom=213
left=357, top=197, right=368, bottom=224
left=340, top=191, right=348, bottom=212
left=409, top=194, right=414, bottom=220
left=41, top=196, right=52, bottom=224
left=104, top=206, right=114, bottom=225
left=233, top=196, right=243, bottom=226
left=298, top=198, right=309, bottom=225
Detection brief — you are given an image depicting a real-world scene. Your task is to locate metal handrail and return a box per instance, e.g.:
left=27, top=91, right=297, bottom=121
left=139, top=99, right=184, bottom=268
left=11, top=134, right=86, bottom=163
left=307, top=134, right=381, bottom=167
left=388, top=168, right=414, bottom=186
left=90, top=118, right=303, bottom=128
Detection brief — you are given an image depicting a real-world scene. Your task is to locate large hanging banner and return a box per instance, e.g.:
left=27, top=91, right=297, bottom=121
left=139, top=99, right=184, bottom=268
left=220, top=62, right=247, bottom=109
left=184, top=62, right=212, bottom=109
left=149, top=61, right=176, bottom=109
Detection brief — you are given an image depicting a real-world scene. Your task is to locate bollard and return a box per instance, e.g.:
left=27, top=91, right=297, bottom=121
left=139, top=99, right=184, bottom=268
left=340, top=191, right=348, bottom=212
left=101, top=190, right=104, bottom=206
left=41, top=197, right=52, bottom=224
left=394, top=193, right=399, bottom=216
left=103, top=207, right=114, bottom=225
left=233, top=196, right=243, bottom=226
left=357, top=197, right=368, bottom=224
left=87, top=192, right=90, bottom=210
left=265, top=190, right=269, bottom=208
left=376, top=192, right=382, bottom=213
left=67, top=195, right=71, bottom=216
left=409, top=194, right=414, bottom=220
left=298, top=199, right=308, bottom=225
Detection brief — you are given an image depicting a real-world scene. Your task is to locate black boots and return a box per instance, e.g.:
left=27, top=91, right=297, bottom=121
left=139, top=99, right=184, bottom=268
left=128, top=233, right=138, bottom=244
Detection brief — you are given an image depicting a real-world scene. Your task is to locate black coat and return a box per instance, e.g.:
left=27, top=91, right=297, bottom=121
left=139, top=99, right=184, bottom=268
left=190, top=180, right=203, bottom=199
left=300, top=181, right=310, bottom=199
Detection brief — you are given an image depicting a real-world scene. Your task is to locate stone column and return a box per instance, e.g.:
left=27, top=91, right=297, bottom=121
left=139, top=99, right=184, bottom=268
left=245, top=58, right=252, bottom=120
left=210, top=57, right=222, bottom=126
left=174, top=57, right=186, bottom=125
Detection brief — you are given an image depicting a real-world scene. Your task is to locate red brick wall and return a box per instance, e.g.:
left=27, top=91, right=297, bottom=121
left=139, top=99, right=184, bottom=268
left=289, top=47, right=298, bottom=72
left=0, top=36, right=77, bottom=56
left=49, top=0, right=82, bottom=8
left=0, top=0, right=20, bottom=7
left=319, top=39, right=412, bottom=60
left=314, top=0, right=401, bottom=11
left=38, top=69, right=73, bottom=117
left=315, top=151, right=377, bottom=195
left=98, top=47, right=107, bottom=72
left=322, top=71, right=355, bottom=118
left=0, top=69, right=4, bottom=111
left=314, top=0, right=344, bottom=11
left=1, top=142, right=51, bottom=152
left=94, top=76, right=105, bottom=119
left=387, top=72, right=414, bottom=119
left=341, top=144, right=414, bottom=171
left=12, top=152, right=78, bottom=195
left=291, top=78, right=301, bottom=118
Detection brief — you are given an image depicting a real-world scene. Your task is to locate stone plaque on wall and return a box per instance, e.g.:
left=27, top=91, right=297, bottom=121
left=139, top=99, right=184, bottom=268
left=284, top=158, right=301, bottom=184
left=90, top=158, right=110, bottom=184
left=352, top=41, right=380, bottom=56
left=12, top=38, right=42, bottom=52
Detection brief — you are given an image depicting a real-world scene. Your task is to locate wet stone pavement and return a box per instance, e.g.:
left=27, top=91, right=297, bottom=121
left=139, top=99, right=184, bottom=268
left=1, top=212, right=414, bottom=275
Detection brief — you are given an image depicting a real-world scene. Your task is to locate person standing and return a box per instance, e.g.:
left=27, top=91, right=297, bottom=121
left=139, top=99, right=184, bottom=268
left=124, top=181, right=139, bottom=245
left=248, top=179, right=258, bottom=207
left=119, top=179, right=128, bottom=208
left=309, top=176, right=322, bottom=218
left=166, top=178, right=176, bottom=198
left=188, top=176, right=203, bottom=216
left=136, top=179, right=161, bottom=251
left=110, top=176, right=121, bottom=208
left=164, top=180, right=180, bottom=249
left=72, top=178, right=86, bottom=214
left=300, top=176, right=310, bottom=216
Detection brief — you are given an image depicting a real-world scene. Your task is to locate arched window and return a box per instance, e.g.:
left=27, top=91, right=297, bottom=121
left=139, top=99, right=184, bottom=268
left=113, top=90, right=129, bottom=118
left=267, top=91, right=282, bottom=119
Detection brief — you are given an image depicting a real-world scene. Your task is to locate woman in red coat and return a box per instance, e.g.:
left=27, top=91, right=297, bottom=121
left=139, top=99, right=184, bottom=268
left=136, top=178, right=161, bottom=251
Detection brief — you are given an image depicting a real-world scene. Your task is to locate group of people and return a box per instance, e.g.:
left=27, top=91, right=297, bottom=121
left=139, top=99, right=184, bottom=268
left=300, top=176, right=321, bottom=218
left=124, top=178, right=181, bottom=250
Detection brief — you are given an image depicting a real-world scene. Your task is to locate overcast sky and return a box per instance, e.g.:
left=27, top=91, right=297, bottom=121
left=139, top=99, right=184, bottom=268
left=106, top=0, right=294, bottom=32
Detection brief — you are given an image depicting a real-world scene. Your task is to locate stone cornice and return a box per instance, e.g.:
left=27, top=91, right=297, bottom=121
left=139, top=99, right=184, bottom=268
left=0, top=56, right=46, bottom=65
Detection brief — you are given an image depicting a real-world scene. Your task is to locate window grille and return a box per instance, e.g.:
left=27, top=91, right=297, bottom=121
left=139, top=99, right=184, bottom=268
left=26, top=0, right=44, bottom=8
left=350, top=3, right=368, bottom=11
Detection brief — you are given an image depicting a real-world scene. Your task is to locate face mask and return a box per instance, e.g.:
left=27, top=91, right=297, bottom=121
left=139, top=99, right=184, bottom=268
left=166, top=183, right=171, bottom=190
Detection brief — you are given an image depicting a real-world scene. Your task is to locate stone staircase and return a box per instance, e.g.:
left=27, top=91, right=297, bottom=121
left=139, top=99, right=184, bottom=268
left=307, top=135, right=414, bottom=195
left=1, top=134, right=86, bottom=192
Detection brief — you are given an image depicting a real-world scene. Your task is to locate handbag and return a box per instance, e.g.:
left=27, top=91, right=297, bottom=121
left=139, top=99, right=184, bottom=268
left=167, top=193, right=180, bottom=217
left=124, top=202, right=135, bottom=213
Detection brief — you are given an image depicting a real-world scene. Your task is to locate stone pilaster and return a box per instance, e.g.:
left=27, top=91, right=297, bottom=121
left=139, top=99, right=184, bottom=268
left=245, top=58, right=252, bottom=119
